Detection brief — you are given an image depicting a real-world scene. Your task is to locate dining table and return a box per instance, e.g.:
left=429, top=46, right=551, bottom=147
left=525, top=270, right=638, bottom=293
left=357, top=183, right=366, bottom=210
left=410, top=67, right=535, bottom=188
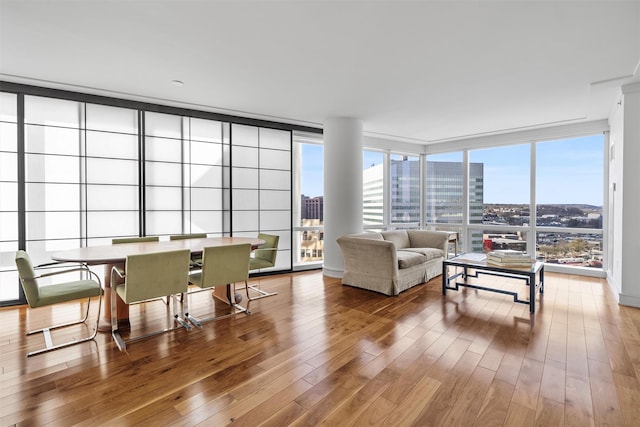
left=50, top=236, right=265, bottom=332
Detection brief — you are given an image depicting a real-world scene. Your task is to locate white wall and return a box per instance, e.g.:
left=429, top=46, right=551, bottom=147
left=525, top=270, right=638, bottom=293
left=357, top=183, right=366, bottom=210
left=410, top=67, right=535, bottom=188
left=608, top=82, right=640, bottom=308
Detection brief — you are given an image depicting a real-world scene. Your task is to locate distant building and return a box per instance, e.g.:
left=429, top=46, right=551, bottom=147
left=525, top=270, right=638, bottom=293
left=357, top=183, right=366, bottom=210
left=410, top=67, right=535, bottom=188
left=363, top=159, right=484, bottom=229
left=301, top=195, right=323, bottom=221
left=425, top=161, right=484, bottom=224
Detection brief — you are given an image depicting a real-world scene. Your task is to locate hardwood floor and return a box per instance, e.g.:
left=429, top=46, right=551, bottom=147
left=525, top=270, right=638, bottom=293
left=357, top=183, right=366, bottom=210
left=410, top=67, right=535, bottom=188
left=1, top=270, right=639, bottom=426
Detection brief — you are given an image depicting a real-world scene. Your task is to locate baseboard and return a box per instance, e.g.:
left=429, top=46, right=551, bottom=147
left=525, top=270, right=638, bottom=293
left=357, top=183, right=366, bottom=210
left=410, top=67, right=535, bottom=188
left=322, top=266, right=343, bottom=278
left=619, top=293, right=640, bottom=308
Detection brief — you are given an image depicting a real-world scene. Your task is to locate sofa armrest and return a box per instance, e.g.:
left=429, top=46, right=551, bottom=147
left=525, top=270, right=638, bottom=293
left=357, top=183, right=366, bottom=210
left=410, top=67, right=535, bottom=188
left=337, top=236, right=399, bottom=278
left=407, top=230, right=450, bottom=257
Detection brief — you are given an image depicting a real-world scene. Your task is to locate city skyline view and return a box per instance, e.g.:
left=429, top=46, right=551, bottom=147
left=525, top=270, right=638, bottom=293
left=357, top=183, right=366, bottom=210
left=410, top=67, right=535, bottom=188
left=302, top=134, right=604, bottom=207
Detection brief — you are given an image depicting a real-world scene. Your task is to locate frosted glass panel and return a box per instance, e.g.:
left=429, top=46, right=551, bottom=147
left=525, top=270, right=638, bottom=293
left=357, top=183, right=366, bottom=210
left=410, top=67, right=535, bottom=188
left=86, top=104, right=138, bottom=133
left=145, top=112, right=182, bottom=138
left=269, top=230, right=292, bottom=250
left=259, top=128, right=290, bottom=150
left=190, top=164, right=223, bottom=187
left=87, top=211, right=138, bottom=237
left=86, top=131, right=138, bottom=159
left=232, top=168, right=258, bottom=189
left=191, top=118, right=222, bottom=143
left=25, top=96, right=80, bottom=128
left=190, top=188, right=223, bottom=210
left=232, top=211, right=258, bottom=232
left=26, top=183, right=79, bottom=211
left=0, top=153, right=17, bottom=180
left=232, top=145, right=258, bottom=168
left=0, top=123, right=17, bottom=151
left=190, top=211, right=223, bottom=233
left=87, top=185, right=138, bottom=210
left=87, top=158, right=138, bottom=185
left=26, top=212, right=81, bottom=240
left=146, top=211, right=183, bottom=235
left=26, top=154, right=80, bottom=183
left=273, top=250, right=292, bottom=270
left=232, top=189, right=258, bottom=210
left=0, top=92, right=17, bottom=122
left=191, top=141, right=223, bottom=165
left=146, top=186, right=182, bottom=210
left=26, top=125, right=80, bottom=155
left=0, top=212, right=18, bottom=240
left=0, top=183, right=17, bottom=210
left=0, top=271, right=19, bottom=301
left=260, top=190, right=291, bottom=210
left=232, top=124, right=258, bottom=147
left=260, top=148, right=290, bottom=170
left=146, top=162, right=182, bottom=186
left=260, top=211, right=291, bottom=230
left=260, top=169, right=290, bottom=190
left=146, top=137, right=182, bottom=162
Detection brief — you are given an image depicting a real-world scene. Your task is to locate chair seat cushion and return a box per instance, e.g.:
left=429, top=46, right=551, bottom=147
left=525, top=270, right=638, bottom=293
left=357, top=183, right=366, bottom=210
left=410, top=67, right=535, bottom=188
left=36, top=280, right=102, bottom=307
left=401, top=248, right=444, bottom=261
left=396, top=250, right=427, bottom=269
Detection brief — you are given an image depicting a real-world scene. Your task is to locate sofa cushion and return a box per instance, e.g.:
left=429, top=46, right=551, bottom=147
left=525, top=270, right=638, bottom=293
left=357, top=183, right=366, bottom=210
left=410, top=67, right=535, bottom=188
left=350, top=232, right=384, bottom=240
left=381, top=230, right=411, bottom=249
left=396, top=250, right=427, bottom=269
left=402, top=247, right=444, bottom=262
left=407, top=230, right=449, bottom=249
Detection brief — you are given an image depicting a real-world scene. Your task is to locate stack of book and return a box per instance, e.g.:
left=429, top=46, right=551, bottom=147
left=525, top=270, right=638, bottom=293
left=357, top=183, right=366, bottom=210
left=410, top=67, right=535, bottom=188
left=486, top=249, right=533, bottom=267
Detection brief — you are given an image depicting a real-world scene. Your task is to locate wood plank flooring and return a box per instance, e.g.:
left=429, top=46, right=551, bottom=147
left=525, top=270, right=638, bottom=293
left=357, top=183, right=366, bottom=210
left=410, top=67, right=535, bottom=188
left=1, top=270, right=639, bottom=426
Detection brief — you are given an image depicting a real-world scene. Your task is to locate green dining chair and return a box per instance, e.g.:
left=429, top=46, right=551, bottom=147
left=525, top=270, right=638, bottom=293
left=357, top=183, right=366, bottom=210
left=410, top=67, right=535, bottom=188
left=169, top=233, right=207, bottom=267
left=112, top=236, right=167, bottom=304
left=111, top=249, right=191, bottom=351
left=246, top=233, right=279, bottom=299
left=249, top=233, right=279, bottom=270
left=15, top=250, right=103, bottom=357
left=186, top=243, right=251, bottom=326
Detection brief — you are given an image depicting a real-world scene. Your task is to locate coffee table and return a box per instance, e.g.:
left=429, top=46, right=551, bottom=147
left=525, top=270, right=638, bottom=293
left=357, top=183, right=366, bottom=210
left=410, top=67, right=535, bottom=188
left=442, top=252, right=544, bottom=313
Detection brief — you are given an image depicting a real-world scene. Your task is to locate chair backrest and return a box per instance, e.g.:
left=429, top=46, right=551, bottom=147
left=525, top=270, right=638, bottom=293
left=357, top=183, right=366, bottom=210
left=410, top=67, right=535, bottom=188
left=15, top=250, right=40, bottom=307
left=199, top=244, right=251, bottom=288
left=112, top=236, right=159, bottom=244
left=169, top=233, right=207, bottom=241
left=254, top=233, right=279, bottom=266
left=121, top=249, right=190, bottom=304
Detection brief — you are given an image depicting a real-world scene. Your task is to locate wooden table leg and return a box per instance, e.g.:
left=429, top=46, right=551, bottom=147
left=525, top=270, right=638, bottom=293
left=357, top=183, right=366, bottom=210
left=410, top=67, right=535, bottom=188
left=98, top=263, right=130, bottom=332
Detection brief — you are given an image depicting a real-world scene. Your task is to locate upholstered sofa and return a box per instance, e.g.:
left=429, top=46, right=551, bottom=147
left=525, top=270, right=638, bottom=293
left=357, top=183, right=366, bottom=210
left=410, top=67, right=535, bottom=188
left=336, top=230, right=450, bottom=296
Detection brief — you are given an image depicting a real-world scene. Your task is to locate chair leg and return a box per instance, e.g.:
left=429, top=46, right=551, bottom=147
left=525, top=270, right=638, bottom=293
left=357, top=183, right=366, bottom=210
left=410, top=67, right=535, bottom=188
left=182, top=291, right=202, bottom=328
left=27, top=293, right=102, bottom=357
left=242, top=280, right=278, bottom=301
left=173, top=293, right=192, bottom=330
left=111, top=288, right=126, bottom=351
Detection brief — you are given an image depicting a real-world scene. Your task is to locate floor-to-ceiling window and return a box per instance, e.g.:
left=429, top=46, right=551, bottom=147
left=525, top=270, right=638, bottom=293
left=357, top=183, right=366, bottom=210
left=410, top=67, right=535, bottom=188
left=0, top=92, right=19, bottom=303
left=425, top=133, right=605, bottom=271
left=295, top=132, right=324, bottom=267
left=468, top=143, right=531, bottom=254
left=363, top=150, right=384, bottom=228
left=424, top=151, right=465, bottom=250
left=144, top=113, right=229, bottom=237
left=536, top=135, right=604, bottom=267
left=389, top=153, right=420, bottom=228
left=231, top=124, right=292, bottom=272
left=0, top=83, right=311, bottom=306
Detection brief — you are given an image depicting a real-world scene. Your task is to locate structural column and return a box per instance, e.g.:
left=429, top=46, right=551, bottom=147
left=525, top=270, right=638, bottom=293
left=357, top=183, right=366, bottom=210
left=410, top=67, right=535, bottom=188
left=323, top=118, right=363, bottom=278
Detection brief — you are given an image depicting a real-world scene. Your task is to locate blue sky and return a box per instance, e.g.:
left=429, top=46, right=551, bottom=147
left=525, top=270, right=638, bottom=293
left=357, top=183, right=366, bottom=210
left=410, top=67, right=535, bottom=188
left=301, top=134, right=604, bottom=206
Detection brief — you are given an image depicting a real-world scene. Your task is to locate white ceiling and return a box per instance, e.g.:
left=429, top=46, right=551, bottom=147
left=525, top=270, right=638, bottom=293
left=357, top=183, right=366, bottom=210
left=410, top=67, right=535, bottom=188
left=1, top=1, right=639, bottom=144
